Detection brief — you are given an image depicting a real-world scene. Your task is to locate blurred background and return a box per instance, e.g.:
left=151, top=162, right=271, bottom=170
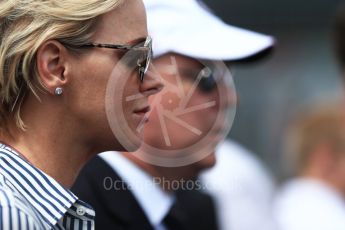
left=203, top=0, right=344, bottom=179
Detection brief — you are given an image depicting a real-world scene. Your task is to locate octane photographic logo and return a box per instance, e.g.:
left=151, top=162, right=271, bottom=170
left=105, top=50, right=237, bottom=167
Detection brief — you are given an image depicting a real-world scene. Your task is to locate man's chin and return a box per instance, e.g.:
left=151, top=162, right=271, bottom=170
left=196, top=152, right=217, bottom=171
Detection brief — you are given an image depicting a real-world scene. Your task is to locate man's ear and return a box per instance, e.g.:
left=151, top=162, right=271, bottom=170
left=36, top=40, right=69, bottom=94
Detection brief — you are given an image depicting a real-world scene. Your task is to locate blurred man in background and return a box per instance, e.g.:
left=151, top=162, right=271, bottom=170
left=274, top=5, right=345, bottom=230
left=73, top=0, right=276, bottom=229
left=274, top=105, right=345, bottom=230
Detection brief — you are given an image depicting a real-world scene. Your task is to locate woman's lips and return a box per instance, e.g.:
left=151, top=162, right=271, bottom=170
left=134, top=106, right=151, bottom=114
left=133, top=106, right=151, bottom=123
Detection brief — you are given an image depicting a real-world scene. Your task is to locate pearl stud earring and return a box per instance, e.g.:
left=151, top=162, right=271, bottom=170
left=55, top=87, right=63, bottom=96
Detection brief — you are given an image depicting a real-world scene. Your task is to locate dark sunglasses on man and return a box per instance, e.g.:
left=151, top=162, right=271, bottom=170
left=178, top=65, right=229, bottom=93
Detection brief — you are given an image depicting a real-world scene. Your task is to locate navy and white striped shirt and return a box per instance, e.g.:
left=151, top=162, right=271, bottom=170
left=0, top=144, right=95, bottom=229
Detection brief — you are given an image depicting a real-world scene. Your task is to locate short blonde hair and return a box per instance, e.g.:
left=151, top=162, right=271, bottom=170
left=0, top=0, right=122, bottom=130
left=284, top=105, right=345, bottom=175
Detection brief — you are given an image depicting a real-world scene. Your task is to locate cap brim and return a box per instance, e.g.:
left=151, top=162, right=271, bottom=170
left=151, top=22, right=275, bottom=61
left=146, top=0, right=275, bottom=61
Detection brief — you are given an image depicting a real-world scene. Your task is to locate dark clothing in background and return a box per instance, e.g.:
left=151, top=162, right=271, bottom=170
left=72, top=156, right=219, bottom=230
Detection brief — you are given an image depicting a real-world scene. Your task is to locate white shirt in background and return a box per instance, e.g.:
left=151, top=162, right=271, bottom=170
left=274, top=178, right=345, bottom=230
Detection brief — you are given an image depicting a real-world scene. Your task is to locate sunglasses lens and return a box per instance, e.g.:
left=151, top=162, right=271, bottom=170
left=197, top=67, right=217, bottom=92
left=199, top=73, right=217, bottom=92
left=179, top=67, right=217, bottom=92
left=136, top=37, right=152, bottom=81
left=139, top=68, right=145, bottom=81
left=144, top=39, right=152, bottom=74
left=145, top=49, right=152, bottom=74
left=135, top=51, right=148, bottom=81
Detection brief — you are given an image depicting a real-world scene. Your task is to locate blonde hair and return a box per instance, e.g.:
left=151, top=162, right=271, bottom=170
left=284, top=105, right=345, bottom=175
left=0, top=0, right=122, bottom=130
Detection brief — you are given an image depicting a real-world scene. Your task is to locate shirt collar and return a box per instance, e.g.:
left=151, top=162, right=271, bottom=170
left=100, top=151, right=174, bottom=227
left=0, top=143, right=83, bottom=227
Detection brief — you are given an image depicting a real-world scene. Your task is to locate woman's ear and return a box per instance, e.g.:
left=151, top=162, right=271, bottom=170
left=36, top=40, right=69, bottom=94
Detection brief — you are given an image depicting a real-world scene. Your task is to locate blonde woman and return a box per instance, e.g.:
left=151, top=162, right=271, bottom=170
left=0, top=0, right=163, bottom=229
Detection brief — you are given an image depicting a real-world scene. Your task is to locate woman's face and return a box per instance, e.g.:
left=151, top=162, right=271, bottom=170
left=66, top=0, right=163, bottom=152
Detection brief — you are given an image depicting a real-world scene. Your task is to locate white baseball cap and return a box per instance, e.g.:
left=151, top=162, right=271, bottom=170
left=144, top=0, right=275, bottom=60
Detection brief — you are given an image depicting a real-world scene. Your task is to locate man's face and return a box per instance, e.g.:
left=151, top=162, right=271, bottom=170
left=141, top=53, right=235, bottom=169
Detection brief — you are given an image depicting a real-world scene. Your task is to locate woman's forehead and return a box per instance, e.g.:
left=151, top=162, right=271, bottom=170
left=94, top=0, right=148, bottom=44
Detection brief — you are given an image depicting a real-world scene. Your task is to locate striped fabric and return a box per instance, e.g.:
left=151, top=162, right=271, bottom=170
left=0, top=144, right=95, bottom=230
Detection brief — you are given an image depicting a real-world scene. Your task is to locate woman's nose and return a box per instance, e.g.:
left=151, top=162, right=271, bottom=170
left=139, top=68, right=165, bottom=97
